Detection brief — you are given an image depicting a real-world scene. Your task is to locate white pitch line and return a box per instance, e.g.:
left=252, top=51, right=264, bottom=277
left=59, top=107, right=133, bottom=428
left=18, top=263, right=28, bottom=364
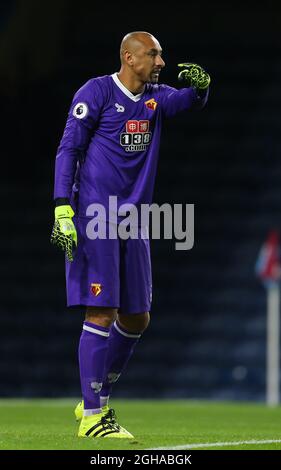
left=148, top=439, right=281, bottom=450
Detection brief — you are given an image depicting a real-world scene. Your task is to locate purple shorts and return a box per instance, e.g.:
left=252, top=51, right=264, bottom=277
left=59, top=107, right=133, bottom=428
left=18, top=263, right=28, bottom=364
left=65, top=218, right=152, bottom=314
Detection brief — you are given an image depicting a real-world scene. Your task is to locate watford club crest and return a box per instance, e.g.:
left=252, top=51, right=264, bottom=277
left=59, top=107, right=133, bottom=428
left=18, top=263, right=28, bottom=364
left=91, top=283, right=102, bottom=296
left=145, top=98, right=158, bottom=111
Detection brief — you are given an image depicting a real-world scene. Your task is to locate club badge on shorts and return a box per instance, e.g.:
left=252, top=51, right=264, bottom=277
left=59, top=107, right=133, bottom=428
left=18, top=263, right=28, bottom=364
left=91, top=283, right=102, bottom=296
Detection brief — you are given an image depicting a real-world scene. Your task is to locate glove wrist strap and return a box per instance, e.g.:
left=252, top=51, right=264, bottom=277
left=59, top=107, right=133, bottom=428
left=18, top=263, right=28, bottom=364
left=55, top=205, right=75, bottom=219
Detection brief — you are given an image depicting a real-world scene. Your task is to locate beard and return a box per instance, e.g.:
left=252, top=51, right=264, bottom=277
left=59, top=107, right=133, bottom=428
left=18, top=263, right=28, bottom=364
left=149, top=72, right=160, bottom=83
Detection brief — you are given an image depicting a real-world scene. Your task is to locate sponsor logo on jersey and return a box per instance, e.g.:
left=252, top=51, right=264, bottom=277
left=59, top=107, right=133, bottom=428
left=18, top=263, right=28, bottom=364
left=144, top=98, right=158, bottom=110
left=73, top=102, right=88, bottom=119
left=126, top=120, right=149, bottom=133
left=120, top=120, right=152, bottom=152
left=91, top=283, right=102, bottom=296
left=115, top=102, right=125, bottom=112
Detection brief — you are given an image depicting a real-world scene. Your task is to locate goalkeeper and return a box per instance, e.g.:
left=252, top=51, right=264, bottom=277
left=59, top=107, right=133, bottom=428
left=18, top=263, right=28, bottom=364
left=51, top=31, right=210, bottom=439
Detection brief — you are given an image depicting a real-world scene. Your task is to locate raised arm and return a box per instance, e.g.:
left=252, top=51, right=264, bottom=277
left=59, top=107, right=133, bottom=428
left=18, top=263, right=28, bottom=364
left=160, top=62, right=210, bottom=118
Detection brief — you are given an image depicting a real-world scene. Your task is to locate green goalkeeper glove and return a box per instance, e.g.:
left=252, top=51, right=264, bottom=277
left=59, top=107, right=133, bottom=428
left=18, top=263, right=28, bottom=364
left=50, top=205, right=77, bottom=262
left=178, top=63, right=210, bottom=91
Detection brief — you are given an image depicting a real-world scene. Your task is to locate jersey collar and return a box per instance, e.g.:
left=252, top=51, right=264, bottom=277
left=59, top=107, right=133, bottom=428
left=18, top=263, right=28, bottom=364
left=111, top=73, right=144, bottom=102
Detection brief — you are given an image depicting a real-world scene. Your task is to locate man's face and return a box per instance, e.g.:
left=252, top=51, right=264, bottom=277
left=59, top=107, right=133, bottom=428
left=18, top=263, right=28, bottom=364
left=130, top=37, right=165, bottom=84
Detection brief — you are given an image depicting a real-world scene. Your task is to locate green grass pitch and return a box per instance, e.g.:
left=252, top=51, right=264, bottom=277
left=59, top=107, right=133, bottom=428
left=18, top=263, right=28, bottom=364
left=1, top=399, right=281, bottom=450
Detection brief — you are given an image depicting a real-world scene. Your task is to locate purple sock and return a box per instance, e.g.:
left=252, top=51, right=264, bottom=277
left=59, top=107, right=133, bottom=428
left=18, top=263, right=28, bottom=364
left=78, top=321, right=110, bottom=413
left=100, top=320, right=141, bottom=398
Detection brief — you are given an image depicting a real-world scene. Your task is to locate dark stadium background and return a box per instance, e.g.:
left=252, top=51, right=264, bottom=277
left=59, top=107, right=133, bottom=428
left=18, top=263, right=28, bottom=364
left=1, top=0, right=280, bottom=401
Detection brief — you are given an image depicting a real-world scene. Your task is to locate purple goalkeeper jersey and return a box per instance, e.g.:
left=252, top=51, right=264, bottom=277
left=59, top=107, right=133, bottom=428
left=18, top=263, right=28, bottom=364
left=54, top=73, right=208, bottom=217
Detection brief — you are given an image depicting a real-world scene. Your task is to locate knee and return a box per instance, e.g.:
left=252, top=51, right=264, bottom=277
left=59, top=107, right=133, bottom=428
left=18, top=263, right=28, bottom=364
left=140, top=312, right=150, bottom=331
left=118, top=311, right=150, bottom=334
left=85, top=307, right=117, bottom=328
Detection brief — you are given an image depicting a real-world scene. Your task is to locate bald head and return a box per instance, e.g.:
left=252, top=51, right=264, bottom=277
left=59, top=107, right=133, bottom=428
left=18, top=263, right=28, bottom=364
left=120, top=31, right=160, bottom=63
left=118, top=31, right=165, bottom=87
